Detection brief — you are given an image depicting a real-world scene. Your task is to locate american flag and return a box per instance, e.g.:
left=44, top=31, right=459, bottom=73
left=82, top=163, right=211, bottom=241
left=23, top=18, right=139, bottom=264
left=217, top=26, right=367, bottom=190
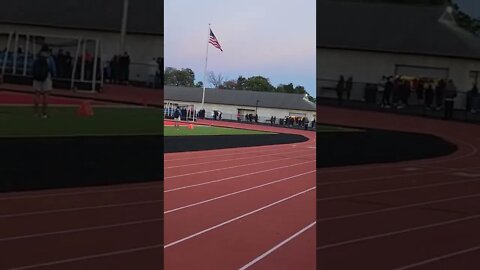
left=209, top=28, right=223, bottom=52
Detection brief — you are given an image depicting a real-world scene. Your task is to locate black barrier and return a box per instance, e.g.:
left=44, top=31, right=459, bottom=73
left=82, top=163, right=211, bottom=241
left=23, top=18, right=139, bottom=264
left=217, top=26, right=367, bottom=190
left=0, top=136, right=163, bottom=192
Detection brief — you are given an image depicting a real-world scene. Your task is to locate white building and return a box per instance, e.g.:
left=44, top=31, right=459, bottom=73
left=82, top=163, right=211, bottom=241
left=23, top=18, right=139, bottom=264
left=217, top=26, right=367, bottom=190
left=164, top=86, right=316, bottom=123
left=317, top=0, right=480, bottom=108
left=0, top=0, right=163, bottom=85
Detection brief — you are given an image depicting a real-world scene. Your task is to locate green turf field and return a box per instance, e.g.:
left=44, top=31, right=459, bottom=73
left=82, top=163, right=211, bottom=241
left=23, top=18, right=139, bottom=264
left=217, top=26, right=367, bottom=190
left=164, top=125, right=272, bottom=136
left=317, top=125, right=362, bottom=132
left=0, top=106, right=164, bottom=137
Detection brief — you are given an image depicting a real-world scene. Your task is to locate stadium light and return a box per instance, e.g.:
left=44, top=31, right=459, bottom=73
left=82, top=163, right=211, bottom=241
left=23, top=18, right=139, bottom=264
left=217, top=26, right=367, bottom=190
left=120, top=0, right=129, bottom=54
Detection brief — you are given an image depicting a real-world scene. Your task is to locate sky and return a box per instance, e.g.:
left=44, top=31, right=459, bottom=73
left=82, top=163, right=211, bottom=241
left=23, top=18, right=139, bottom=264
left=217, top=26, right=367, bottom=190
left=454, top=0, right=480, bottom=18
left=164, top=0, right=316, bottom=95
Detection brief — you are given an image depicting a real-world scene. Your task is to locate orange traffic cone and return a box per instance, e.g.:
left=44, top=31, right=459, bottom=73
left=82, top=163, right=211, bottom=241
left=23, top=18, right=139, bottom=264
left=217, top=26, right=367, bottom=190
left=77, top=100, right=94, bottom=117
left=188, top=124, right=194, bottom=130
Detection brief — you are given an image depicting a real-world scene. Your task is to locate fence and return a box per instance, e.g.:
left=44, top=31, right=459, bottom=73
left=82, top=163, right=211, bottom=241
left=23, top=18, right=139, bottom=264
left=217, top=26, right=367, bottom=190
left=196, top=111, right=316, bottom=131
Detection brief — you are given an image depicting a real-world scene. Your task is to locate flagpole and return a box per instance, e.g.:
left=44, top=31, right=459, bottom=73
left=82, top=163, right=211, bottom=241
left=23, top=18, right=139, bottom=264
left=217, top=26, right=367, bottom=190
left=201, top=24, right=210, bottom=110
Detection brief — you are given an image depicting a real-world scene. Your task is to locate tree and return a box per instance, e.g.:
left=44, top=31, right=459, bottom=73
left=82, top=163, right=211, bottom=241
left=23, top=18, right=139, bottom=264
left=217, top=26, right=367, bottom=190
left=453, top=4, right=480, bottom=36
left=244, top=76, right=275, bottom=92
left=221, top=79, right=237, bottom=89
left=195, top=81, right=204, bottom=88
left=277, top=83, right=295, bottom=93
left=236, top=76, right=247, bottom=90
left=294, top=85, right=308, bottom=94
left=164, top=67, right=195, bottom=87
left=207, top=72, right=225, bottom=88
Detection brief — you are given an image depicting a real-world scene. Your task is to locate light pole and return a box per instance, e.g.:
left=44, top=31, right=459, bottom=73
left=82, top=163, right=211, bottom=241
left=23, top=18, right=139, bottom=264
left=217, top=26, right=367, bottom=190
left=255, top=99, right=259, bottom=115
left=120, top=0, right=129, bottom=54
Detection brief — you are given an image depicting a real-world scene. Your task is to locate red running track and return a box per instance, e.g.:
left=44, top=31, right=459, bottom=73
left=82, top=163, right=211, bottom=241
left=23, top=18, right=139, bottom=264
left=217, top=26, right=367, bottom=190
left=0, top=182, right=164, bottom=269
left=164, top=120, right=316, bottom=269
left=317, top=106, right=480, bottom=270
left=0, top=91, right=109, bottom=105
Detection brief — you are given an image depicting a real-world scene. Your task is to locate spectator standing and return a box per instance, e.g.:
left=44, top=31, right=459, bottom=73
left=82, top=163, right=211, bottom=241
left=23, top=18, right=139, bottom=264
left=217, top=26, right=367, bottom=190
left=173, top=106, right=182, bottom=129
left=111, top=55, right=119, bottom=83
left=435, top=79, right=446, bottom=110
left=444, top=80, right=457, bottom=120
left=345, top=76, right=353, bottom=100
left=382, top=76, right=393, bottom=108
left=424, top=82, right=434, bottom=110
left=84, top=50, right=93, bottom=80
left=32, top=45, right=56, bottom=118
left=148, top=58, right=158, bottom=88
left=254, top=114, right=258, bottom=123
left=416, top=79, right=424, bottom=100
left=65, top=51, right=73, bottom=78
left=336, top=75, right=345, bottom=105
left=119, top=51, right=131, bottom=84
left=467, top=83, right=479, bottom=113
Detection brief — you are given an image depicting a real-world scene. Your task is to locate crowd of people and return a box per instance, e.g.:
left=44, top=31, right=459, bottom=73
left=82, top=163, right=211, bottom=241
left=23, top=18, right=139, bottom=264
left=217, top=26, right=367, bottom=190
left=334, top=74, right=479, bottom=120
left=2, top=46, right=165, bottom=88
left=335, top=75, right=354, bottom=105
left=103, top=52, right=131, bottom=84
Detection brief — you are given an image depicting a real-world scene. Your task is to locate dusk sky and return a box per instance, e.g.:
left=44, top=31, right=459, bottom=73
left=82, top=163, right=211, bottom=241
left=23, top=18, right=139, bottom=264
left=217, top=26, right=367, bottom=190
left=455, top=0, right=480, bottom=18
left=165, top=0, right=316, bottom=95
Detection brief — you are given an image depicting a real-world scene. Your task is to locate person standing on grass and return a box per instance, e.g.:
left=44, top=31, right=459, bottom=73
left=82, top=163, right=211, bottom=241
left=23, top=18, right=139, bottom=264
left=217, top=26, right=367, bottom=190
left=173, top=106, right=182, bottom=129
left=33, top=45, right=56, bottom=118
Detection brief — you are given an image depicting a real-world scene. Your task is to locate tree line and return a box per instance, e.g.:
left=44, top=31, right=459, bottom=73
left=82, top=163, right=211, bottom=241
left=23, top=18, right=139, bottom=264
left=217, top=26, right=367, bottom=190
left=164, top=67, right=316, bottom=102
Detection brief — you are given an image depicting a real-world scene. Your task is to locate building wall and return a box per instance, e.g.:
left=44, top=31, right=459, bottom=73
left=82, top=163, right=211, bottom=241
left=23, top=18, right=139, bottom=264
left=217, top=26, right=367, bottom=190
left=317, top=48, right=480, bottom=107
left=164, top=99, right=316, bottom=122
left=0, top=23, right=163, bottom=82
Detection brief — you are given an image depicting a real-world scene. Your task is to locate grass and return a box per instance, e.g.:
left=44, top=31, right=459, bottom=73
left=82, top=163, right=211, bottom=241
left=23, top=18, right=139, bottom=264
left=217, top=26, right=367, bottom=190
left=0, top=105, right=164, bottom=137
left=164, top=125, right=272, bottom=136
left=317, top=125, right=363, bottom=133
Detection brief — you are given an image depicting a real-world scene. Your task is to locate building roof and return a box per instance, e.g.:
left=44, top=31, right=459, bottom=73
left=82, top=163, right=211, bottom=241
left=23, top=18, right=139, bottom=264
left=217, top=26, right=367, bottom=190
left=0, top=0, right=163, bottom=35
left=317, top=0, right=480, bottom=60
left=164, top=86, right=316, bottom=112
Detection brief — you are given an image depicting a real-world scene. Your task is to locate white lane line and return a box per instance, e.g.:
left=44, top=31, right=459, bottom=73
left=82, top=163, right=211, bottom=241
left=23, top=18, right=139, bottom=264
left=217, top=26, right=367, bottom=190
left=318, top=170, right=449, bottom=186
left=403, top=167, right=422, bottom=171
left=451, top=172, right=480, bottom=178
left=165, top=148, right=312, bottom=169
left=164, top=145, right=300, bottom=162
left=239, top=221, right=316, bottom=270
left=0, top=217, right=163, bottom=242
left=0, top=199, right=163, bottom=218
left=0, top=183, right=163, bottom=201
left=393, top=245, right=480, bottom=270
left=165, top=152, right=314, bottom=179
left=10, top=244, right=164, bottom=270
left=317, top=213, right=480, bottom=250
left=317, top=178, right=480, bottom=202
left=165, top=171, right=315, bottom=214
left=164, top=187, right=316, bottom=249
left=318, top=193, right=480, bottom=222
left=165, top=160, right=315, bottom=193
